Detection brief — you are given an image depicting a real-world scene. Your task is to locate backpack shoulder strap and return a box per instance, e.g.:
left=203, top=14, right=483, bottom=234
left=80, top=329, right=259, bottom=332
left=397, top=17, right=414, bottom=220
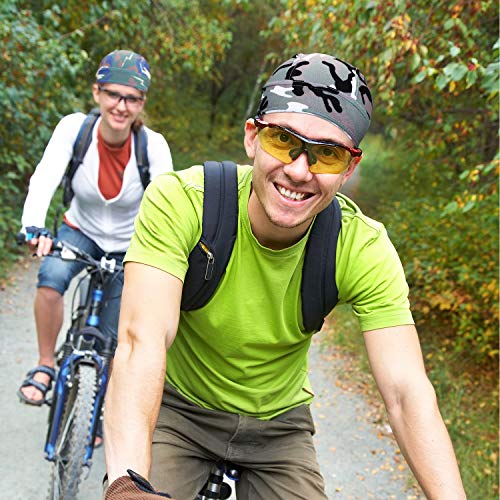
left=133, top=125, right=150, bottom=189
left=181, top=160, right=239, bottom=310
left=62, top=108, right=100, bottom=206
left=301, top=197, right=342, bottom=332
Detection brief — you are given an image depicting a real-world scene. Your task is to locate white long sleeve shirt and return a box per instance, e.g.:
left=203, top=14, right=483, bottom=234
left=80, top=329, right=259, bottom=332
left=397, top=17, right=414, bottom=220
left=21, top=112, right=173, bottom=252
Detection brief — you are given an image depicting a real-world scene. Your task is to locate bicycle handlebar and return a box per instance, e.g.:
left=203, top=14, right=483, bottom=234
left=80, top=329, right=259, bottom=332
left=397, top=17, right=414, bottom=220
left=16, top=228, right=123, bottom=275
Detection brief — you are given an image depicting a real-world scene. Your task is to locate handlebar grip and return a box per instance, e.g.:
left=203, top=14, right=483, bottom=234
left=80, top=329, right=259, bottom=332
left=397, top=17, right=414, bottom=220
left=15, top=232, right=27, bottom=245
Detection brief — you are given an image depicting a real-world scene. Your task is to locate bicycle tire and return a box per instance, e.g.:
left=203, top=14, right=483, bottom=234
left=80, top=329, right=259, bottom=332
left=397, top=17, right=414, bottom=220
left=47, top=364, right=97, bottom=500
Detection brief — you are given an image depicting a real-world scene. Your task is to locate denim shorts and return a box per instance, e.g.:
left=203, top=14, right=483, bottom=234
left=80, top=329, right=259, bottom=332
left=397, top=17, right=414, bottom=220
left=37, top=223, right=125, bottom=340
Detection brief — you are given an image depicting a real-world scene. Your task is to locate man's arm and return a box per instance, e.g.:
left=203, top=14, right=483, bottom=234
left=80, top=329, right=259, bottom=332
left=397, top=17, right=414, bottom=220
left=104, top=262, right=183, bottom=484
left=363, top=324, right=466, bottom=499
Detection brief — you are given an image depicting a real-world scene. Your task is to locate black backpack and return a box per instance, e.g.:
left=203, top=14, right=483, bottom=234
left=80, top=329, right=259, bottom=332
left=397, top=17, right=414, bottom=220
left=180, top=160, right=342, bottom=332
left=61, top=108, right=150, bottom=207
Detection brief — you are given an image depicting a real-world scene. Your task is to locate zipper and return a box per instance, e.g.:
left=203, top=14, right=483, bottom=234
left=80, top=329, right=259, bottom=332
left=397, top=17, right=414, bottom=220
left=199, top=241, right=215, bottom=280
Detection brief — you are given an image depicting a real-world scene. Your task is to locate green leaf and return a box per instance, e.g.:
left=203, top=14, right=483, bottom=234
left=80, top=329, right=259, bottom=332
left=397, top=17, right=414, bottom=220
left=410, top=52, right=421, bottom=71
left=481, top=61, right=500, bottom=95
left=442, top=201, right=459, bottom=215
left=465, top=70, right=478, bottom=88
left=462, top=200, right=475, bottom=213
left=443, top=62, right=468, bottom=81
left=444, top=18, right=455, bottom=30
left=435, top=73, right=449, bottom=90
left=414, top=70, right=426, bottom=83
left=419, top=44, right=429, bottom=57
left=484, top=161, right=498, bottom=175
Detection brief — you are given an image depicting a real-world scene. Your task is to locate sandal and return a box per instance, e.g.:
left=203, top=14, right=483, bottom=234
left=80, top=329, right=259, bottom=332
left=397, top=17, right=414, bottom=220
left=17, top=365, right=56, bottom=406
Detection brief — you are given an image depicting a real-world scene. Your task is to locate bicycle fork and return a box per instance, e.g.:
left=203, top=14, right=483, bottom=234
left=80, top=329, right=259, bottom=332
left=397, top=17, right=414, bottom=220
left=46, top=280, right=114, bottom=464
left=44, top=352, right=107, bottom=465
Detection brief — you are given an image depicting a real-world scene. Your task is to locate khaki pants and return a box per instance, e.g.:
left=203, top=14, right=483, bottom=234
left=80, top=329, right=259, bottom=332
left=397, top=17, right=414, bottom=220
left=149, top=383, right=327, bottom=500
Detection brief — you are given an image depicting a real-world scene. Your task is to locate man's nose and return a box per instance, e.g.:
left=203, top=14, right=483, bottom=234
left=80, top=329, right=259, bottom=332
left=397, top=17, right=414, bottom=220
left=283, top=149, right=313, bottom=183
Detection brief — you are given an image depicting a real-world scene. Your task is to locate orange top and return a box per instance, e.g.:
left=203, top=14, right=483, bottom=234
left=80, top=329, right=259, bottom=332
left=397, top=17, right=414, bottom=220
left=97, top=126, right=132, bottom=200
left=64, top=126, right=132, bottom=229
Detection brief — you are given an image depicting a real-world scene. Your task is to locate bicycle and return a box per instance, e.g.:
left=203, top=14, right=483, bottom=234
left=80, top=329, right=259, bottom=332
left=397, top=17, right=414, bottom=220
left=196, top=461, right=241, bottom=499
left=17, top=227, right=123, bottom=500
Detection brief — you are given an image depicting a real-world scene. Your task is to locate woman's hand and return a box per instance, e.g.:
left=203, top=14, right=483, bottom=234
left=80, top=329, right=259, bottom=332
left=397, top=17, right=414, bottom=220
left=23, top=227, right=53, bottom=257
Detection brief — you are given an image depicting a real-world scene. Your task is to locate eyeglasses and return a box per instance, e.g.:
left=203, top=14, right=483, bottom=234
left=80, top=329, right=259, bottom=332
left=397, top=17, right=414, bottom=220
left=98, top=86, right=145, bottom=107
left=253, top=118, right=362, bottom=174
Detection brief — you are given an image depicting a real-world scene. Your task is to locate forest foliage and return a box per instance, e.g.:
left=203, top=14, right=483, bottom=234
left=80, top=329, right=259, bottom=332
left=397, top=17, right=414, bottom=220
left=1, top=0, right=498, bottom=377
left=267, top=0, right=499, bottom=364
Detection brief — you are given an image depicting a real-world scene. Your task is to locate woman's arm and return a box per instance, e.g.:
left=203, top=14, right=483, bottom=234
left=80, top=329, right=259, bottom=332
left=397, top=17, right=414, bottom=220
left=21, top=113, right=84, bottom=229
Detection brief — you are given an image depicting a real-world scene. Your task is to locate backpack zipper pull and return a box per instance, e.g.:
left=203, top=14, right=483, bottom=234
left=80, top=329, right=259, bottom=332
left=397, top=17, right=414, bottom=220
left=199, top=242, right=214, bottom=280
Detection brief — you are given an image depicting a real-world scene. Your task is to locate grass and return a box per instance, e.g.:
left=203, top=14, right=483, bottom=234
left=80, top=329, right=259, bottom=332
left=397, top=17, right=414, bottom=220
left=322, top=304, right=499, bottom=500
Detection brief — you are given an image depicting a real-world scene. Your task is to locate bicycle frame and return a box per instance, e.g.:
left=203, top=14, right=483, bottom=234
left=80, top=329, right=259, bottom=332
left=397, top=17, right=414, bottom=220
left=44, top=244, right=120, bottom=466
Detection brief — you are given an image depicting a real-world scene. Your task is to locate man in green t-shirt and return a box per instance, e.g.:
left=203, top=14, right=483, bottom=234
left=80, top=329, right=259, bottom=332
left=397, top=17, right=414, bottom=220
left=103, top=53, right=465, bottom=499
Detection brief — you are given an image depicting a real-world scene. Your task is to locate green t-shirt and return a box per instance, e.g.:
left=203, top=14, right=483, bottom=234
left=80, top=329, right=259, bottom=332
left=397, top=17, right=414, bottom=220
left=125, top=164, right=414, bottom=419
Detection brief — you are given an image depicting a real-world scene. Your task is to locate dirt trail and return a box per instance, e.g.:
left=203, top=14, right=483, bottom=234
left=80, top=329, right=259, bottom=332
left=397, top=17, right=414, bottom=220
left=1, top=257, right=420, bottom=499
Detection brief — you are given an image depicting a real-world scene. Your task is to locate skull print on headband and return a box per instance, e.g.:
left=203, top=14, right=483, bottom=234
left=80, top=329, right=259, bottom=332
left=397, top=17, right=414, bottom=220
left=256, top=53, right=373, bottom=146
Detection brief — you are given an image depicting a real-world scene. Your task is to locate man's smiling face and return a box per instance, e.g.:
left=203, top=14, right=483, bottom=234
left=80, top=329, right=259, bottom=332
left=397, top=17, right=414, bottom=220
left=244, top=112, right=360, bottom=249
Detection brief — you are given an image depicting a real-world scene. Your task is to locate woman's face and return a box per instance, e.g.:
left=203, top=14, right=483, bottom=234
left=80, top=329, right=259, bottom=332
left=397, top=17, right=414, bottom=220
left=92, top=83, right=145, bottom=135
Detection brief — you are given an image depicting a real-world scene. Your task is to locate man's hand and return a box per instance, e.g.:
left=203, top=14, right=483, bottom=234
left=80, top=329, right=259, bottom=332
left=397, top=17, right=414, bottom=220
left=105, top=470, right=174, bottom=499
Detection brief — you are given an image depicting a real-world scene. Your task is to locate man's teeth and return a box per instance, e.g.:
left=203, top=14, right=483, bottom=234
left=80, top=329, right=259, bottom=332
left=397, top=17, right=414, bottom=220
left=278, top=186, right=305, bottom=201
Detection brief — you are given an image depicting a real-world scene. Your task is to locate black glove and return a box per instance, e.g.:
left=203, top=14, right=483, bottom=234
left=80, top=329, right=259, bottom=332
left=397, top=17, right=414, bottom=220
left=25, top=226, right=53, bottom=240
left=105, top=470, right=173, bottom=499
left=15, top=227, right=51, bottom=245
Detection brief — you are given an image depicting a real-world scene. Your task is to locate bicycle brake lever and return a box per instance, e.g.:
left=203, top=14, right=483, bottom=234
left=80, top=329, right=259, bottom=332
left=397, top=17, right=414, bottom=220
left=60, top=246, right=77, bottom=261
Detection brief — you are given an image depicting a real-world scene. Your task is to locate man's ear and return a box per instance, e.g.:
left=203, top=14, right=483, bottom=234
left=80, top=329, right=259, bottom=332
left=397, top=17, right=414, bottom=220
left=92, top=83, right=100, bottom=104
left=243, top=119, right=258, bottom=160
left=342, top=155, right=362, bottom=183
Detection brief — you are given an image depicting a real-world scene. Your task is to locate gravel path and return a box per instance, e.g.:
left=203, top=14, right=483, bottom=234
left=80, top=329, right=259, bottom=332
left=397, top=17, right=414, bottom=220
left=1, top=258, right=420, bottom=499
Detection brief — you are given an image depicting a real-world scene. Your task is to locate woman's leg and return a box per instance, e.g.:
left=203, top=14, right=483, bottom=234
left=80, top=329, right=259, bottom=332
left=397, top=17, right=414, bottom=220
left=34, top=288, right=64, bottom=366
left=20, top=224, right=96, bottom=403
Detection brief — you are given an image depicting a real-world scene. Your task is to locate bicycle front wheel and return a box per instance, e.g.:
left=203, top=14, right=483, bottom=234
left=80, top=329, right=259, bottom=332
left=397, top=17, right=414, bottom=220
left=47, top=364, right=97, bottom=500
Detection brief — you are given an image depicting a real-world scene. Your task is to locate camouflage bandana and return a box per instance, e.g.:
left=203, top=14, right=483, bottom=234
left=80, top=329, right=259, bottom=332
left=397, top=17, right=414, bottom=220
left=96, top=50, right=151, bottom=92
left=256, top=53, right=373, bottom=146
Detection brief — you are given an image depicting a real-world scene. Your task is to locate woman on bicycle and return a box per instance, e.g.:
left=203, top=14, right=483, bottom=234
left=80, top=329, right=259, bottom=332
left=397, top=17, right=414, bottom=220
left=17, top=49, right=173, bottom=409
